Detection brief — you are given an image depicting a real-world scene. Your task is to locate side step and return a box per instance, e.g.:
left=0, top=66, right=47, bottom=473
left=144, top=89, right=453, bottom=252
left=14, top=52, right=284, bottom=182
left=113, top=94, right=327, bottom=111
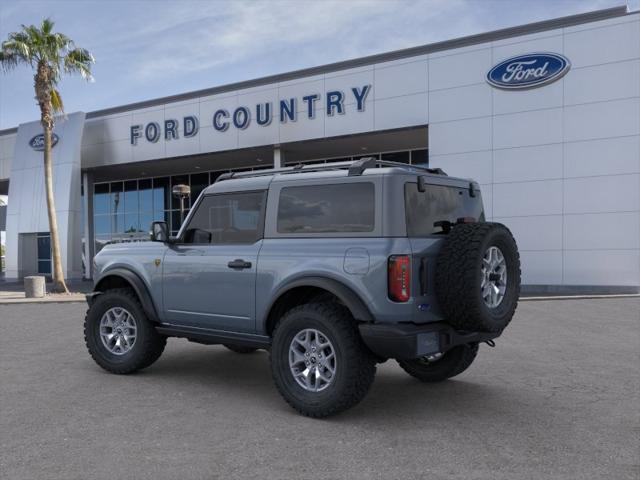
left=156, top=323, right=271, bottom=349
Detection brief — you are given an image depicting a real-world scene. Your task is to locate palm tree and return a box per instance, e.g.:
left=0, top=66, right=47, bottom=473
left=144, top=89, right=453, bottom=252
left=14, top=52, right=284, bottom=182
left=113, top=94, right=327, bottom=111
left=0, top=19, right=94, bottom=293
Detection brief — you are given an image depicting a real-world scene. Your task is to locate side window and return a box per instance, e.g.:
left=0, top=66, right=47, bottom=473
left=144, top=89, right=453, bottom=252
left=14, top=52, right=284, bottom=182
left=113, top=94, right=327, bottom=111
left=183, top=191, right=265, bottom=244
left=277, top=183, right=374, bottom=234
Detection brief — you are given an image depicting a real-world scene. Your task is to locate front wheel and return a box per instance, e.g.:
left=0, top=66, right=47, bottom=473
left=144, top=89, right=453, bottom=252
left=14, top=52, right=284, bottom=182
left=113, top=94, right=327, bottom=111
left=397, top=343, right=479, bottom=382
left=84, top=288, right=166, bottom=374
left=270, top=303, right=376, bottom=418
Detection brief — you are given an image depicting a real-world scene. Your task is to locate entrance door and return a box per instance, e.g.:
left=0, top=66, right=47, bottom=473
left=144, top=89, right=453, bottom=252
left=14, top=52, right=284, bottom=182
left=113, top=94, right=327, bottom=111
left=36, top=232, right=51, bottom=276
left=162, top=191, right=266, bottom=333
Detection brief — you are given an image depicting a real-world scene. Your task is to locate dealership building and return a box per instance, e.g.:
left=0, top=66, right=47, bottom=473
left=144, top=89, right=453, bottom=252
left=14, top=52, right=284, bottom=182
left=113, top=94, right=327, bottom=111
left=0, top=6, right=638, bottom=292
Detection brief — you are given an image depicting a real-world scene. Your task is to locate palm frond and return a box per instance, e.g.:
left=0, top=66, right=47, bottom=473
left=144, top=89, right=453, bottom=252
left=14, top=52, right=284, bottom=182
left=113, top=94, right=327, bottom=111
left=41, top=18, right=55, bottom=35
left=64, top=47, right=94, bottom=81
left=0, top=50, right=19, bottom=70
left=51, top=88, right=64, bottom=114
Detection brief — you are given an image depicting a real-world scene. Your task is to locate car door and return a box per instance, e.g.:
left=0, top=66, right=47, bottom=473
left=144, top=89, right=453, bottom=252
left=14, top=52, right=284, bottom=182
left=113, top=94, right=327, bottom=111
left=162, top=190, right=266, bottom=333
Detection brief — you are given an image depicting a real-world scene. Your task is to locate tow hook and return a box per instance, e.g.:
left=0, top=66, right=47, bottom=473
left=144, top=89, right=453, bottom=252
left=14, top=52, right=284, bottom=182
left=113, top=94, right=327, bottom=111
left=484, top=339, right=496, bottom=348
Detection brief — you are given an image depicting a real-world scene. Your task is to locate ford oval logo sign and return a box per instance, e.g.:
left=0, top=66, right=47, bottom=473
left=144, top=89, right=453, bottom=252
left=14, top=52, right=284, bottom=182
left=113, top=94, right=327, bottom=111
left=29, top=133, right=59, bottom=151
left=487, top=53, right=570, bottom=90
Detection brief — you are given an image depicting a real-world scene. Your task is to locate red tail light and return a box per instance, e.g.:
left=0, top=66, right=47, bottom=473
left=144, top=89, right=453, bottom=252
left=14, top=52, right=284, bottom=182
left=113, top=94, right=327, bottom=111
left=388, top=255, right=411, bottom=302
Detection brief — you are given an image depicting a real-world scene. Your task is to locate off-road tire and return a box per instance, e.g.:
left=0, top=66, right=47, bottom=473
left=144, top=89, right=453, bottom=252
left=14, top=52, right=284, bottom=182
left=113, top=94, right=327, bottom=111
left=435, top=222, right=520, bottom=332
left=84, top=288, right=166, bottom=374
left=397, top=343, right=479, bottom=382
left=223, top=344, right=258, bottom=354
left=270, top=302, right=376, bottom=418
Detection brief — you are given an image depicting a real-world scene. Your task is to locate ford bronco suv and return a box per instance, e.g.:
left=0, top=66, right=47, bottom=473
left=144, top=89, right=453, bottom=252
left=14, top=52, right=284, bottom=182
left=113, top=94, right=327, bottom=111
left=84, top=158, right=520, bottom=417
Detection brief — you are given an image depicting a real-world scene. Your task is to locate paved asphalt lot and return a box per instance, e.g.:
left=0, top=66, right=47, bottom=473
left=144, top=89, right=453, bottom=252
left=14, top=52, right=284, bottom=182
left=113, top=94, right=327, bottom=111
left=1, top=298, right=638, bottom=480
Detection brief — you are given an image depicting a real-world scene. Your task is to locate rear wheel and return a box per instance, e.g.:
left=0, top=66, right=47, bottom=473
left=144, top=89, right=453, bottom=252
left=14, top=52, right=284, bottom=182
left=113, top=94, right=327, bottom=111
left=397, top=343, right=479, bottom=382
left=84, top=288, right=166, bottom=374
left=270, top=302, right=376, bottom=418
left=223, top=344, right=258, bottom=354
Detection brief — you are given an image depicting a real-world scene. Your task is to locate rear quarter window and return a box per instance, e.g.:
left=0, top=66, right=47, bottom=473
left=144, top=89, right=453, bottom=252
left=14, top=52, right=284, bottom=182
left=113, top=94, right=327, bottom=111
left=277, top=183, right=375, bottom=234
left=405, top=182, right=482, bottom=236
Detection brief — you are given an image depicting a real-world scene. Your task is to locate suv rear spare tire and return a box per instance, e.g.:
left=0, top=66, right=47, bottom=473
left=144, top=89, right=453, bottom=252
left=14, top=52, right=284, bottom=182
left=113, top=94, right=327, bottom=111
left=435, top=222, right=520, bottom=332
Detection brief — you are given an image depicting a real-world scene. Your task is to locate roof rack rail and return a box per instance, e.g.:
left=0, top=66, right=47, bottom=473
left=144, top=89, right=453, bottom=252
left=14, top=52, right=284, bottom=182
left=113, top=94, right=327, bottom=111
left=214, top=158, right=446, bottom=183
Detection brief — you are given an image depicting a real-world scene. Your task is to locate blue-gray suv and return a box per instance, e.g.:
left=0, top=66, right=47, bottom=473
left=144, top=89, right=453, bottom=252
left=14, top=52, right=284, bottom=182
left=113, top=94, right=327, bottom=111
left=85, top=158, right=521, bottom=417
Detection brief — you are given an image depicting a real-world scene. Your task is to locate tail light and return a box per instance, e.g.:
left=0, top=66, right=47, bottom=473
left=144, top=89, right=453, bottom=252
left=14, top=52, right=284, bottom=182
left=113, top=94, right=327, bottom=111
left=388, top=255, right=411, bottom=302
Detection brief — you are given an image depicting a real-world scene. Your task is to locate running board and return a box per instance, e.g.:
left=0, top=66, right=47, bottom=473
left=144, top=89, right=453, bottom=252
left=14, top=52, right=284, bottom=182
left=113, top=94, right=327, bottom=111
left=156, top=324, right=271, bottom=348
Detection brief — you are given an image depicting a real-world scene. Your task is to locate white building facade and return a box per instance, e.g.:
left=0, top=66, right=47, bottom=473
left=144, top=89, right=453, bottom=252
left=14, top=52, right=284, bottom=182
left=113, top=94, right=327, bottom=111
left=0, top=6, right=638, bottom=292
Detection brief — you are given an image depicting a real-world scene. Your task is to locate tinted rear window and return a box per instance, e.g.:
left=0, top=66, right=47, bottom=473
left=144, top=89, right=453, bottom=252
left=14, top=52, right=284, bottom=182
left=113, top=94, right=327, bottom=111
left=405, top=183, right=480, bottom=236
left=277, top=183, right=374, bottom=234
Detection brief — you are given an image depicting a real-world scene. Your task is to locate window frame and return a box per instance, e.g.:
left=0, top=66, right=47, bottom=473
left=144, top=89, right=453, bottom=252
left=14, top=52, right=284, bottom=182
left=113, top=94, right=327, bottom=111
left=176, top=189, right=268, bottom=245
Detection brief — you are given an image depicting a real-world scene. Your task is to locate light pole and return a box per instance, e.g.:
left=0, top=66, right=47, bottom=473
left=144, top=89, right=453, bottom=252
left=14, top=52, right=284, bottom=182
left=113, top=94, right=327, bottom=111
left=172, top=184, right=191, bottom=226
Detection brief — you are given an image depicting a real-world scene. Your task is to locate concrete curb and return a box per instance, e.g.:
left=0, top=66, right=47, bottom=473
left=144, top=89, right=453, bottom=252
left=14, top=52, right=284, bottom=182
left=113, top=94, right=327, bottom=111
left=0, top=294, right=86, bottom=305
left=520, top=293, right=640, bottom=302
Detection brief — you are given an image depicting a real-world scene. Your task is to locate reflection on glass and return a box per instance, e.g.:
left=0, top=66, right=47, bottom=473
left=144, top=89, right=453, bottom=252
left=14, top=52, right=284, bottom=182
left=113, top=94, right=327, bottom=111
left=190, top=173, right=209, bottom=203
left=381, top=151, right=410, bottom=164
left=112, top=212, right=124, bottom=234
left=153, top=177, right=170, bottom=212
left=37, top=235, right=51, bottom=259
left=139, top=213, right=154, bottom=234
left=94, top=215, right=111, bottom=235
left=124, top=212, right=139, bottom=234
left=411, top=149, right=428, bottom=166
left=153, top=210, right=169, bottom=223
left=139, top=178, right=153, bottom=212
left=94, top=183, right=110, bottom=215
left=38, top=260, right=52, bottom=274
left=124, top=180, right=138, bottom=213
left=171, top=175, right=190, bottom=209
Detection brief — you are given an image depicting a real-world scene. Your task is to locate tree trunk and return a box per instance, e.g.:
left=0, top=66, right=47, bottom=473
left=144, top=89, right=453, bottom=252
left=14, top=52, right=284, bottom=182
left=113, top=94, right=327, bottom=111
left=36, top=63, right=68, bottom=294
left=43, top=123, right=68, bottom=293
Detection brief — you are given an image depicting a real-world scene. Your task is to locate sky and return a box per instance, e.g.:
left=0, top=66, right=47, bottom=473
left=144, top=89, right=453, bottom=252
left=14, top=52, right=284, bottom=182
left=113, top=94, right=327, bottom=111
left=0, top=0, right=636, bottom=130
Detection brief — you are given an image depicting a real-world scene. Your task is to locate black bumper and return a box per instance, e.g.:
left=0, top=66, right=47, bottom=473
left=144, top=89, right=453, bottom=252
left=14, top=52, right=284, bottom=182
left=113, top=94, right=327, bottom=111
left=359, top=322, right=501, bottom=360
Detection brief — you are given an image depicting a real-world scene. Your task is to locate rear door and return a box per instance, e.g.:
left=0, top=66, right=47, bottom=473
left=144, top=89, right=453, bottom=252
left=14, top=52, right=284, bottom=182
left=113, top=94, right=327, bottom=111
left=162, top=191, right=266, bottom=332
left=404, top=180, right=484, bottom=318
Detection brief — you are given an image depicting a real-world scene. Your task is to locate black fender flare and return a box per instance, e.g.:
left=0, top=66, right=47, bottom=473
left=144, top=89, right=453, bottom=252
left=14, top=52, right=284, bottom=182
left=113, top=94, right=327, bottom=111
left=265, top=276, right=374, bottom=325
left=92, top=268, right=160, bottom=322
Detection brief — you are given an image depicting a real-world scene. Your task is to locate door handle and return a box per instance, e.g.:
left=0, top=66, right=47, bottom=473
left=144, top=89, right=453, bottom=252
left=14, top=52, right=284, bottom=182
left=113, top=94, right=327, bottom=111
left=227, top=259, right=252, bottom=270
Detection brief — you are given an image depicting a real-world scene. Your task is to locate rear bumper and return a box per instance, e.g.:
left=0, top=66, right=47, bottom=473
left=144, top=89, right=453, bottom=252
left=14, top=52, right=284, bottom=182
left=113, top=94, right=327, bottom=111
left=359, top=322, right=501, bottom=360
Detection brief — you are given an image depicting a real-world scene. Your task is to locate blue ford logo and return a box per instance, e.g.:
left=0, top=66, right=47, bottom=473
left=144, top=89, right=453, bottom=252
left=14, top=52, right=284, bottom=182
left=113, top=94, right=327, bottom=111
left=487, top=53, right=570, bottom=90
left=29, top=133, right=59, bottom=151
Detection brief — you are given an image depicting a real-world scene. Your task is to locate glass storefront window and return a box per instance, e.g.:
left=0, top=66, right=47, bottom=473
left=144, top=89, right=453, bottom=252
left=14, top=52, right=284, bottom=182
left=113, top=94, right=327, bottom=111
left=94, top=183, right=110, bottom=215
left=124, top=180, right=138, bottom=213
left=153, top=177, right=170, bottom=212
left=190, top=172, right=209, bottom=204
left=171, top=175, right=190, bottom=209
left=381, top=151, right=410, bottom=163
left=124, top=212, right=139, bottom=234
left=110, top=182, right=123, bottom=222
left=139, top=178, right=153, bottom=213
left=411, top=149, right=428, bottom=166
left=94, top=215, right=111, bottom=236
left=140, top=212, right=154, bottom=235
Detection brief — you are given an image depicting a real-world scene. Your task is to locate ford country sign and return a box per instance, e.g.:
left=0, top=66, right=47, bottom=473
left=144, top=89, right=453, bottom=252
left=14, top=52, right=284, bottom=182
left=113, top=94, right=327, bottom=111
left=487, top=53, right=570, bottom=90
left=29, top=133, right=59, bottom=151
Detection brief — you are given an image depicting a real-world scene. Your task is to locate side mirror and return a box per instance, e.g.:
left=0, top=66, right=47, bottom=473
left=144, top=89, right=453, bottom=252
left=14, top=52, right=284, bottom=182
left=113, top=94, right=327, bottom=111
left=150, top=221, right=169, bottom=242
